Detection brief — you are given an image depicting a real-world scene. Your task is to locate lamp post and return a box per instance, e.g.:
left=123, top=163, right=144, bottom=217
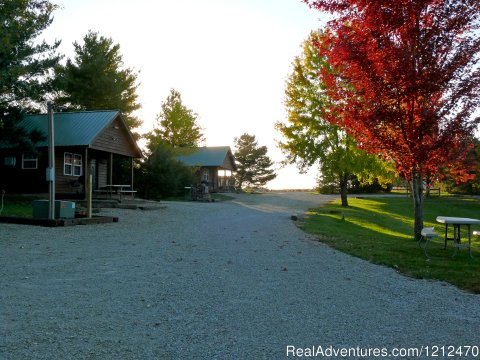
left=47, top=101, right=55, bottom=219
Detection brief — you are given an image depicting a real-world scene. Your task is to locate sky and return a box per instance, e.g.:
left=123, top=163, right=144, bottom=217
left=41, top=0, right=327, bottom=189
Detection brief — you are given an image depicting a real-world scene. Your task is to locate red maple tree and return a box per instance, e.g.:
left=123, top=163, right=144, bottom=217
left=305, top=0, right=480, bottom=238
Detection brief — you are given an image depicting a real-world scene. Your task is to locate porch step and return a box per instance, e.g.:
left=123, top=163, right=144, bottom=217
left=76, top=199, right=120, bottom=209
left=76, top=198, right=165, bottom=211
left=117, top=199, right=166, bottom=211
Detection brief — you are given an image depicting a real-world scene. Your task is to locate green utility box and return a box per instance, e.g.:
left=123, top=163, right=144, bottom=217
left=32, top=200, right=76, bottom=219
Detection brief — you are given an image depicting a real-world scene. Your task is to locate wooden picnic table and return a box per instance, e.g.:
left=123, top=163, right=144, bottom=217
left=99, top=185, right=136, bottom=200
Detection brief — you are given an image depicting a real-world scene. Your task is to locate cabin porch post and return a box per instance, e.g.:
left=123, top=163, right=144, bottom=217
left=109, top=152, right=113, bottom=185
left=130, top=157, right=134, bottom=189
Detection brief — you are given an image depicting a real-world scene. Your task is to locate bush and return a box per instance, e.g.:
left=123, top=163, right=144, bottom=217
left=136, top=143, right=195, bottom=200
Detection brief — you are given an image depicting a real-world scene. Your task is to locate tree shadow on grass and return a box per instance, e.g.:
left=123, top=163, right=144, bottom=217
left=301, top=197, right=480, bottom=293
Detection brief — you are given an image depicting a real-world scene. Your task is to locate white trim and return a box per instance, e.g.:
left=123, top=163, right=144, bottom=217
left=73, top=154, right=82, bottom=176
left=4, top=156, right=16, bottom=167
left=64, top=152, right=83, bottom=176
left=21, top=153, right=38, bottom=169
left=202, top=168, right=209, bottom=181
left=64, top=152, right=73, bottom=175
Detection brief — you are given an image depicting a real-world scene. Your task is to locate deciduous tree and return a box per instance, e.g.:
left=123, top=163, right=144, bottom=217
left=305, top=0, right=480, bottom=238
left=234, top=133, right=277, bottom=188
left=276, top=30, right=394, bottom=206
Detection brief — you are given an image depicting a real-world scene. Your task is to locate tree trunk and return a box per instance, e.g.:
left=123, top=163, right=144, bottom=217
left=339, top=174, right=349, bottom=207
left=411, top=171, right=424, bottom=240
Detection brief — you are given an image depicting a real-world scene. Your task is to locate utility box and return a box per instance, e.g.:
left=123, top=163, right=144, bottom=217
left=32, top=200, right=76, bottom=219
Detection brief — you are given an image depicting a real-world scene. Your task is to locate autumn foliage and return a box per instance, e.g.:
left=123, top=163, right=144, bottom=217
left=305, top=0, right=480, bottom=237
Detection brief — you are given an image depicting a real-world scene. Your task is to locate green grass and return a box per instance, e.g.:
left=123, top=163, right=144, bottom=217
left=300, top=196, right=480, bottom=293
left=0, top=195, right=40, bottom=217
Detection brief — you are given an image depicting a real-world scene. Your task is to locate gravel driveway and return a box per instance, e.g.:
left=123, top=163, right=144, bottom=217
left=1, top=192, right=479, bottom=359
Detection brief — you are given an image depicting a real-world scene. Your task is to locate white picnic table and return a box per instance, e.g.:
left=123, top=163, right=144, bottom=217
left=436, top=216, right=480, bottom=257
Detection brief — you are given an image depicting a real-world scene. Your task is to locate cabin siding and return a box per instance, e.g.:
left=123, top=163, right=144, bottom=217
left=210, top=168, right=218, bottom=191
left=177, top=146, right=236, bottom=192
left=91, top=117, right=139, bottom=157
left=0, top=149, right=46, bottom=193
left=0, top=111, right=142, bottom=197
left=193, top=166, right=223, bottom=192
left=221, top=154, right=235, bottom=171
left=0, top=148, right=82, bottom=194
left=54, top=147, right=85, bottom=195
left=1, top=146, right=123, bottom=195
left=97, top=158, right=108, bottom=188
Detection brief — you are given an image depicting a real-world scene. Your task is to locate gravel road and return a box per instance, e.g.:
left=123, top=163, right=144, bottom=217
left=1, top=192, right=479, bottom=359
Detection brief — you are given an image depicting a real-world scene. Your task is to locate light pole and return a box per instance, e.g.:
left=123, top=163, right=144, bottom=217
left=47, top=101, right=55, bottom=219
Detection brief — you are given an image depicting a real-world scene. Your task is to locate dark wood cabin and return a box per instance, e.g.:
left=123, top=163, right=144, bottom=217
left=0, top=110, right=142, bottom=198
left=176, top=146, right=237, bottom=192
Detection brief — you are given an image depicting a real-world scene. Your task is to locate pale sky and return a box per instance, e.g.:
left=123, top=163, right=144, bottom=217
left=41, top=0, right=326, bottom=189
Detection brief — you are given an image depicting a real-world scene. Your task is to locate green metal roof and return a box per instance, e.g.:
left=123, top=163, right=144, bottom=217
left=20, top=110, right=121, bottom=146
left=176, top=146, right=236, bottom=169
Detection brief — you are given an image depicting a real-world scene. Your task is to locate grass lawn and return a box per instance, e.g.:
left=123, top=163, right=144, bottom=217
left=0, top=195, right=40, bottom=218
left=300, top=195, right=480, bottom=293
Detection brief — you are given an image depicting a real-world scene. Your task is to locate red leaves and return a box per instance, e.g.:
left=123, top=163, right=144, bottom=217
left=306, top=0, right=480, bottom=183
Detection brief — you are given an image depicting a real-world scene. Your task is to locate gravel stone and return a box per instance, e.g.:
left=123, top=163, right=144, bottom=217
left=1, top=192, right=479, bottom=359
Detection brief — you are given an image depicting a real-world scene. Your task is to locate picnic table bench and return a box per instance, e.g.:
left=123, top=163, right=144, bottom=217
left=95, top=185, right=137, bottom=200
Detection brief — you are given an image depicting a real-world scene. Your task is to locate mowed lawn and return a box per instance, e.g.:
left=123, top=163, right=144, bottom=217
left=0, top=195, right=40, bottom=217
left=300, top=196, right=480, bottom=293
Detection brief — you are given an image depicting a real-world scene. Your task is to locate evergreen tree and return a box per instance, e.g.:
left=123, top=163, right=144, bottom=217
left=135, top=141, right=195, bottom=200
left=139, top=89, right=204, bottom=198
left=0, top=0, right=60, bottom=146
left=146, top=89, right=205, bottom=149
left=234, top=133, right=276, bottom=188
left=55, top=31, right=141, bottom=130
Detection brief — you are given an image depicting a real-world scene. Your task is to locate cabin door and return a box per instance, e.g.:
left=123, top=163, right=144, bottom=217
left=89, top=159, right=98, bottom=190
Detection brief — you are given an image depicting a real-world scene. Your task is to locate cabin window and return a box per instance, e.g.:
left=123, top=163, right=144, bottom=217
left=73, top=154, right=82, bottom=176
left=4, top=157, right=16, bottom=167
left=64, top=153, right=73, bottom=175
left=64, top=152, right=83, bottom=176
left=202, top=169, right=209, bottom=182
left=217, top=169, right=231, bottom=177
left=22, top=153, right=38, bottom=169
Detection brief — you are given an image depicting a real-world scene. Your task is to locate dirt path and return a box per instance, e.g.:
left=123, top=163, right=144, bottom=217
left=228, top=191, right=336, bottom=215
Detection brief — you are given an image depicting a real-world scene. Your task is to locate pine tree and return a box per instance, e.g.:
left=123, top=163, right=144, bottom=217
left=55, top=31, right=141, bottom=130
left=0, top=0, right=60, bottom=146
left=234, top=133, right=277, bottom=188
left=145, top=89, right=205, bottom=150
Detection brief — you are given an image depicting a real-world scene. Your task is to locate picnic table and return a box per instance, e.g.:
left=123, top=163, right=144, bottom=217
left=97, top=185, right=137, bottom=200
left=436, top=216, right=480, bottom=257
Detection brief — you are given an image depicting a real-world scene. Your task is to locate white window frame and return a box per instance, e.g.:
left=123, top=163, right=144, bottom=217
left=73, top=154, right=83, bottom=176
left=202, top=168, right=209, bottom=182
left=64, top=152, right=73, bottom=175
left=4, top=156, right=16, bottom=167
left=64, top=152, right=82, bottom=176
left=22, top=153, right=38, bottom=169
